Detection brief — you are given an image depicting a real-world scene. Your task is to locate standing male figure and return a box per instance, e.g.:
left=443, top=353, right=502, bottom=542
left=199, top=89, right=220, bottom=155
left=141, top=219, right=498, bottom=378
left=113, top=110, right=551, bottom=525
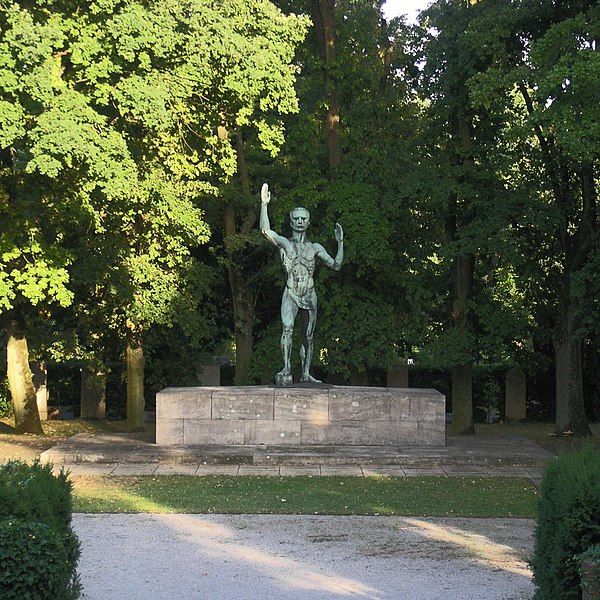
left=260, top=183, right=343, bottom=386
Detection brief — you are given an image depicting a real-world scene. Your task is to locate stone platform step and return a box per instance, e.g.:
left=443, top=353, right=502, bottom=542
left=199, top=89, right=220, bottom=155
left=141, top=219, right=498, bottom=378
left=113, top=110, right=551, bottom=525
left=40, top=432, right=554, bottom=468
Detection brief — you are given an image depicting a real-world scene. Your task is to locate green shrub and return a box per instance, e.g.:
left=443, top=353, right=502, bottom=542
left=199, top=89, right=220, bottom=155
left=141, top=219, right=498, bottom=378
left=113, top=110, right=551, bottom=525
left=0, top=461, right=80, bottom=598
left=0, top=461, right=73, bottom=534
left=532, top=446, right=600, bottom=599
left=0, top=518, right=80, bottom=599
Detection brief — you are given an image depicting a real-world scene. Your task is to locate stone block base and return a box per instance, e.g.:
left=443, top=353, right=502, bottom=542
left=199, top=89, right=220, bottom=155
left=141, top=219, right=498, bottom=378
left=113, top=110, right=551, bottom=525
left=156, top=386, right=445, bottom=447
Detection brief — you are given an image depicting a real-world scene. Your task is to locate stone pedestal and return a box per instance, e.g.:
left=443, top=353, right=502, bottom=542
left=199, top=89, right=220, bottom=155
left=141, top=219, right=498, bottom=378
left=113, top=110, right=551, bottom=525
left=156, top=385, right=445, bottom=447
left=80, top=367, right=106, bottom=420
left=505, top=367, right=526, bottom=421
left=31, top=362, right=48, bottom=421
left=387, top=359, right=409, bottom=388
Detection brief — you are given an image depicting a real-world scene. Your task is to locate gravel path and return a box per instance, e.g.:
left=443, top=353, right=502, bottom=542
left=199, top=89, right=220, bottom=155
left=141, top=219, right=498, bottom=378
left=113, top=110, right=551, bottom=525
left=74, top=514, right=534, bottom=599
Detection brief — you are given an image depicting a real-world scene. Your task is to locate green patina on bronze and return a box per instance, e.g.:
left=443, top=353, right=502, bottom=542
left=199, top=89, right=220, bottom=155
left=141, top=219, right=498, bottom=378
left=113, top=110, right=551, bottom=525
left=259, top=183, right=343, bottom=386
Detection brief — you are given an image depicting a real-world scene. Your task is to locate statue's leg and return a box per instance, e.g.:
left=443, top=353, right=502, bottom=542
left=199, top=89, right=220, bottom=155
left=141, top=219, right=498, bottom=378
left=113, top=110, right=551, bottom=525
left=299, top=309, right=309, bottom=374
left=300, top=298, right=320, bottom=383
left=276, top=290, right=297, bottom=385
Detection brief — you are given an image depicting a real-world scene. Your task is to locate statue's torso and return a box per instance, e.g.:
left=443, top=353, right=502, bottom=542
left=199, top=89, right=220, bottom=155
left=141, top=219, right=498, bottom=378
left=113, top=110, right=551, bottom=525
left=280, top=240, right=316, bottom=299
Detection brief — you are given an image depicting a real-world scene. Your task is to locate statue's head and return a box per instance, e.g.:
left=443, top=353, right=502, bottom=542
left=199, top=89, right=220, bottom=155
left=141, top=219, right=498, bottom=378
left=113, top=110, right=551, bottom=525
left=289, top=207, right=310, bottom=232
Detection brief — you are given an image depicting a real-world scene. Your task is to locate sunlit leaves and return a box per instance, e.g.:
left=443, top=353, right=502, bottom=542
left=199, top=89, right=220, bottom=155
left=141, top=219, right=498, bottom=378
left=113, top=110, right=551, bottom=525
left=0, top=236, right=73, bottom=311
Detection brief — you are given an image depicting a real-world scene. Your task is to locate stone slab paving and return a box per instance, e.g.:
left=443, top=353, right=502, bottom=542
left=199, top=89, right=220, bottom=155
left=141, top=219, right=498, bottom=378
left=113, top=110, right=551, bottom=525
left=279, top=466, right=322, bottom=476
left=238, top=465, right=281, bottom=476
left=73, top=514, right=535, bottom=600
left=320, top=465, right=364, bottom=476
left=154, top=464, right=199, bottom=475
left=58, top=462, right=540, bottom=481
left=62, top=464, right=118, bottom=476
left=403, top=467, right=447, bottom=477
left=111, top=463, right=158, bottom=476
left=361, top=466, right=406, bottom=477
left=196, top=465, right=240, bottom=476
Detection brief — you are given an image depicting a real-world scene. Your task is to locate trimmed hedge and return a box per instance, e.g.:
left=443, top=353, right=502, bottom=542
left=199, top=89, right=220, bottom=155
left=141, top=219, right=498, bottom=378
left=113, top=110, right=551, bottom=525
left=0, top=519, right=80, bottom=600
left=0, top=461, right=80, bottom=599
left=532, top=446, right=600, bottom=599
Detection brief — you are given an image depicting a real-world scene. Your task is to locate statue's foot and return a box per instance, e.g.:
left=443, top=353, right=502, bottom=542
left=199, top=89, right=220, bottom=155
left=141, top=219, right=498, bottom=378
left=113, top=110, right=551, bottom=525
left=300, top=373, right=322, bottom=384
left=275, top=371, right=293, bottom=387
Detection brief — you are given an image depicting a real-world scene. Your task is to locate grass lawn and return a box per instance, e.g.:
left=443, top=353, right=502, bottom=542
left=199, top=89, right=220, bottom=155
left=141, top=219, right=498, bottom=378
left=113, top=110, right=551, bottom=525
left=72, top=475, right=539, bottom=518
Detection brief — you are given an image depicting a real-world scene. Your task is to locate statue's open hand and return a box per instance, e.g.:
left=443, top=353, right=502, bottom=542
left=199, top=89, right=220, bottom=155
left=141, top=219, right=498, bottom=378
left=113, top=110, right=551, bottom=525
left=335, top=223, right=343, bottom=243
left=261, top=183, right=271, bottom=204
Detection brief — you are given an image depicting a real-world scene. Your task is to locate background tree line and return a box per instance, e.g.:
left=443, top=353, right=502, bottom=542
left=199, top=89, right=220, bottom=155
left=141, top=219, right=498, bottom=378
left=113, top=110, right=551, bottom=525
left=0, top=0, right=598, bottom=436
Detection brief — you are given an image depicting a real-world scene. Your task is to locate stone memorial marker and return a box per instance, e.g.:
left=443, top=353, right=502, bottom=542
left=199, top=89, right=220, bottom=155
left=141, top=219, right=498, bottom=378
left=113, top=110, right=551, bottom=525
left=31, top=361, right=48, bottom=421
left=505, top=367, right=526, bottom=421
left=80, top=367, right=106, bottom=420
left=387, top=358, right=409, bottom=388
left=198, top=362, right=220, bottom=386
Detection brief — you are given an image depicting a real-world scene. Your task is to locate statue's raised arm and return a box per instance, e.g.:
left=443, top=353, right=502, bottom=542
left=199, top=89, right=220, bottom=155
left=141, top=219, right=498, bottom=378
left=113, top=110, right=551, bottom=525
left=259, top=183, right=289, bottom=248
left=314, top=223, right=344, bottom=271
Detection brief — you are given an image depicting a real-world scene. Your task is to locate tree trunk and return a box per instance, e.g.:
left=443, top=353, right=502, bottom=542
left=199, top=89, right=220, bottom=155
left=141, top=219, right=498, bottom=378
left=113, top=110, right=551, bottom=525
left=448, top=99, right=476, bottom=436
left=518, top=87, right=595, bottom=436
left=224, top=133, right=257, bottom=384
left=312, top=0, right=341, bottom=173
left=451, top=363, right=474, bottom=435
left=227, top=263, right=254, bottom=384
left=450, top=253, right=475, bottom=435
left=126, top=330, right=145, bottom=432
left=6, top=319, right=43, bottom=434
left=554, top=304, right=591, bottom=436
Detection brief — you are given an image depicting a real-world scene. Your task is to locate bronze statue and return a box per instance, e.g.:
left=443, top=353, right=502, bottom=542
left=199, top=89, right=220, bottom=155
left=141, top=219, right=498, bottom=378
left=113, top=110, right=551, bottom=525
left=260, top=183, right=343, bottom=385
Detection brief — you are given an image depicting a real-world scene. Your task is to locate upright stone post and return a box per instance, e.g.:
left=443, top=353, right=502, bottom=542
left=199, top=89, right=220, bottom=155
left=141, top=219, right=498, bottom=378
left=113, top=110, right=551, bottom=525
left=80, top=367, right=106, bottom=420
left=198, top=362, right=220, bottom=386
left=387, top=358, right=409, bottom=388
left=505, top=367, right=526, bottom=421
left=31, top=361, right=48, bottom=421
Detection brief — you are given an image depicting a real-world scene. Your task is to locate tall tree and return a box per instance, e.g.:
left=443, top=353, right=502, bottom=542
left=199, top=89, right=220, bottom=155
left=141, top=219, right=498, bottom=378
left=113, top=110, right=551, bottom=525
left=468, top=0, right=599, bottom=434
left=419, top=0, right=486, bottom=434
left=0, top=1, right=129, bottom=432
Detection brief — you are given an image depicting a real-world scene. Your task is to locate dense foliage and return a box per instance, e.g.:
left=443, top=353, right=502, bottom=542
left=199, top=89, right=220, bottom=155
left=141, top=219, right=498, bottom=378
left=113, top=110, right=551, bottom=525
left=0, top=0, right=597, bottom=433
left=532, top=446, right=600, bottom=599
